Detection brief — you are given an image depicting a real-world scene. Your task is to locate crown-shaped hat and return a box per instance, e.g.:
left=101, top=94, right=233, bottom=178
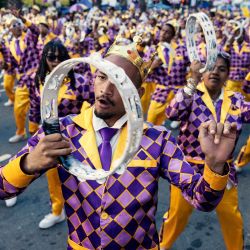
left=105, top=35, right=156, bottom=81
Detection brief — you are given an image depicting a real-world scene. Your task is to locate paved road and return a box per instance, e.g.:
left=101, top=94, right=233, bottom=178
left=0, top=85, right=249, bottom=250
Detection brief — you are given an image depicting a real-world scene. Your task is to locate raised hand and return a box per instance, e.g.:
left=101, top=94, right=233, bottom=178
left=11, top=9, right=22, bottom=19
left=199, top=120, right=237, bottom=174
left=21, top=134, right=72, bottom=175
left=190, top=60, right=204, bottom=84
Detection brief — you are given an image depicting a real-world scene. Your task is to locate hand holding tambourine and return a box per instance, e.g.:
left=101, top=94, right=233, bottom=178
left=185, top=12, right=218, bottom=73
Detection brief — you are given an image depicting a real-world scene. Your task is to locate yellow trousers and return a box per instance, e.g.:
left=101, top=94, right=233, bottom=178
left=235, top=136, right=250, bottom=168
left=160, top=185, right=243, bottom=250
left=141, top=82, right=156, bottom=115
left=14, top=85, right=39, bottom=135
left=14, top=85, right=30, bottom=135
left=46, top=168, right=64, bottom=216
left=147, top=90, right=175, bottom=125
left=3, top=73, right=15, bottom=102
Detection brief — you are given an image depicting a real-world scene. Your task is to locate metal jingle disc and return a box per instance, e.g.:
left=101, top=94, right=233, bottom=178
left=224, top=20, right=243, bottom=40
left=185, top=12, right=218, bottom=73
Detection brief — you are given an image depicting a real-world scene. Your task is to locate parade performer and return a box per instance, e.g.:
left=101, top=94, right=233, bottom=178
left=0, top=40, right=238, bottom=249
left=28, top=40, right=95, bottom=229
left=223, top=25, right=250, bottom=97
left=36, top=16, right=57, bottom=59
left=0, top=34, right=16, bottom=107
left=160, top=53, right=250, bottom=250
left=26, top=5, right=41, bottom=25
left=46, top=6, right=63, bottom=36
left=4, top=10, right=40, bottom=143
left=147, top=23, right=190, bottom=126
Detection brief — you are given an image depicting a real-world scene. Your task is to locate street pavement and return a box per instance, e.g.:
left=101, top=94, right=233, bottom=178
left=0, top=84, right=249, bottom=250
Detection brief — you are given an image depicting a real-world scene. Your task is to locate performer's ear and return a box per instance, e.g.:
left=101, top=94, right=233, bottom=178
left=138, top=86, right=145, bottom=99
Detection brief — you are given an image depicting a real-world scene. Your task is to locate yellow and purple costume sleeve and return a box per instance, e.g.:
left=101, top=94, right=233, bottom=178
left=0, top=40, right=16, bottom=75
left=0, top=129, right=45, bottom=199
left=159, top=130, right=228, bottom=211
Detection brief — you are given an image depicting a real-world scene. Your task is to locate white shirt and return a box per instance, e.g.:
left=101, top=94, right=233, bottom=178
left=92, top=109, right=127, bottom=155
left=212, top=89, right=224, bottom=107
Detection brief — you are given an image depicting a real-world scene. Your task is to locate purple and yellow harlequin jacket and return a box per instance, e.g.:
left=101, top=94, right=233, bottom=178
left=0, top=39, right=16, bottom=75
left=224, top=40, right=250, bottom=82
left=0, top=104, right=229, bottom=250
left=149, top=42, right=190, bottom=104
left=37, top=32, right=57, bottom=59
left=5, top=20, right=40, bottom=88
left=166, top=83, right=250, bottom=185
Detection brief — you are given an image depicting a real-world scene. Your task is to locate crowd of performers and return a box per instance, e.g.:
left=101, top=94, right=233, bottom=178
left=0, top=3, right=250, bottom=250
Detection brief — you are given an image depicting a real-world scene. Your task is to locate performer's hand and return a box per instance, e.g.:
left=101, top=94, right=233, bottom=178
left=21, top=134, right=72, bottom=175
left=190, top=60, right=203, bottom=84
left=12, top=9, right=26, bottom=23
left=11, top=9, right=22, bottom=18
left=199, top=121, right=237, bottom=175
left=226, top=28, right=239, bottom=46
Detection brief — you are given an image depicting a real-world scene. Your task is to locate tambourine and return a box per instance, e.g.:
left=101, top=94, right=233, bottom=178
left=224, top=20, right=243, bottom=40
left=185, top=12, right=218, bottom=73
left=41, top=53, right=143, bottom=184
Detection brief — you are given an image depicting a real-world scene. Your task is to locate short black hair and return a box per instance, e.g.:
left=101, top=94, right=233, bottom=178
left=217, top=51, right=230, bottom=71
left=165, top=23, right=176, bottom=37
left=35, top=39, right=75, bottom=88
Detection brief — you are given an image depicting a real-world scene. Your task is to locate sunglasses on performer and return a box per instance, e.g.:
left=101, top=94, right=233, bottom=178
left=46, top=54, right=64, bottom=62
left=11, top=22, right=22, bottom=29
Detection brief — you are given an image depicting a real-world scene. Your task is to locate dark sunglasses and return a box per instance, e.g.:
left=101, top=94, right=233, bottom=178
left=11, top=22, right=22, bottom=29
left=46, top=54, right=63, bottom=62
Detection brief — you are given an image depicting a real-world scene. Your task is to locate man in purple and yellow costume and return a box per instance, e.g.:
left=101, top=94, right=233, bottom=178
left=4, top=11, right=40, bottom=143
left=160, top=54, right=250, bottom=250
left=147, top=23, right=190, bottom=125
left=234, top=72, right=250, bottom=172
left=26, top=5, right=42, bottom=26
left=36, top=16, right=57, bottom=59
left=0, top=40, right=238, bottom=250
left=223, top=26, right=250, bottom=96
left=0, top=30, right=16, bottom=107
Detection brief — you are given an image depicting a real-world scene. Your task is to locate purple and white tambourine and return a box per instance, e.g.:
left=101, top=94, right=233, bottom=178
left=41, top=53, right=143, bottom=184
left=185, top=12, right=218, bottom=73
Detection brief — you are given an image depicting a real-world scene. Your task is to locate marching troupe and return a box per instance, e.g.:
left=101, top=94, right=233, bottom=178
left=0, top=2, right=250, bottom=249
